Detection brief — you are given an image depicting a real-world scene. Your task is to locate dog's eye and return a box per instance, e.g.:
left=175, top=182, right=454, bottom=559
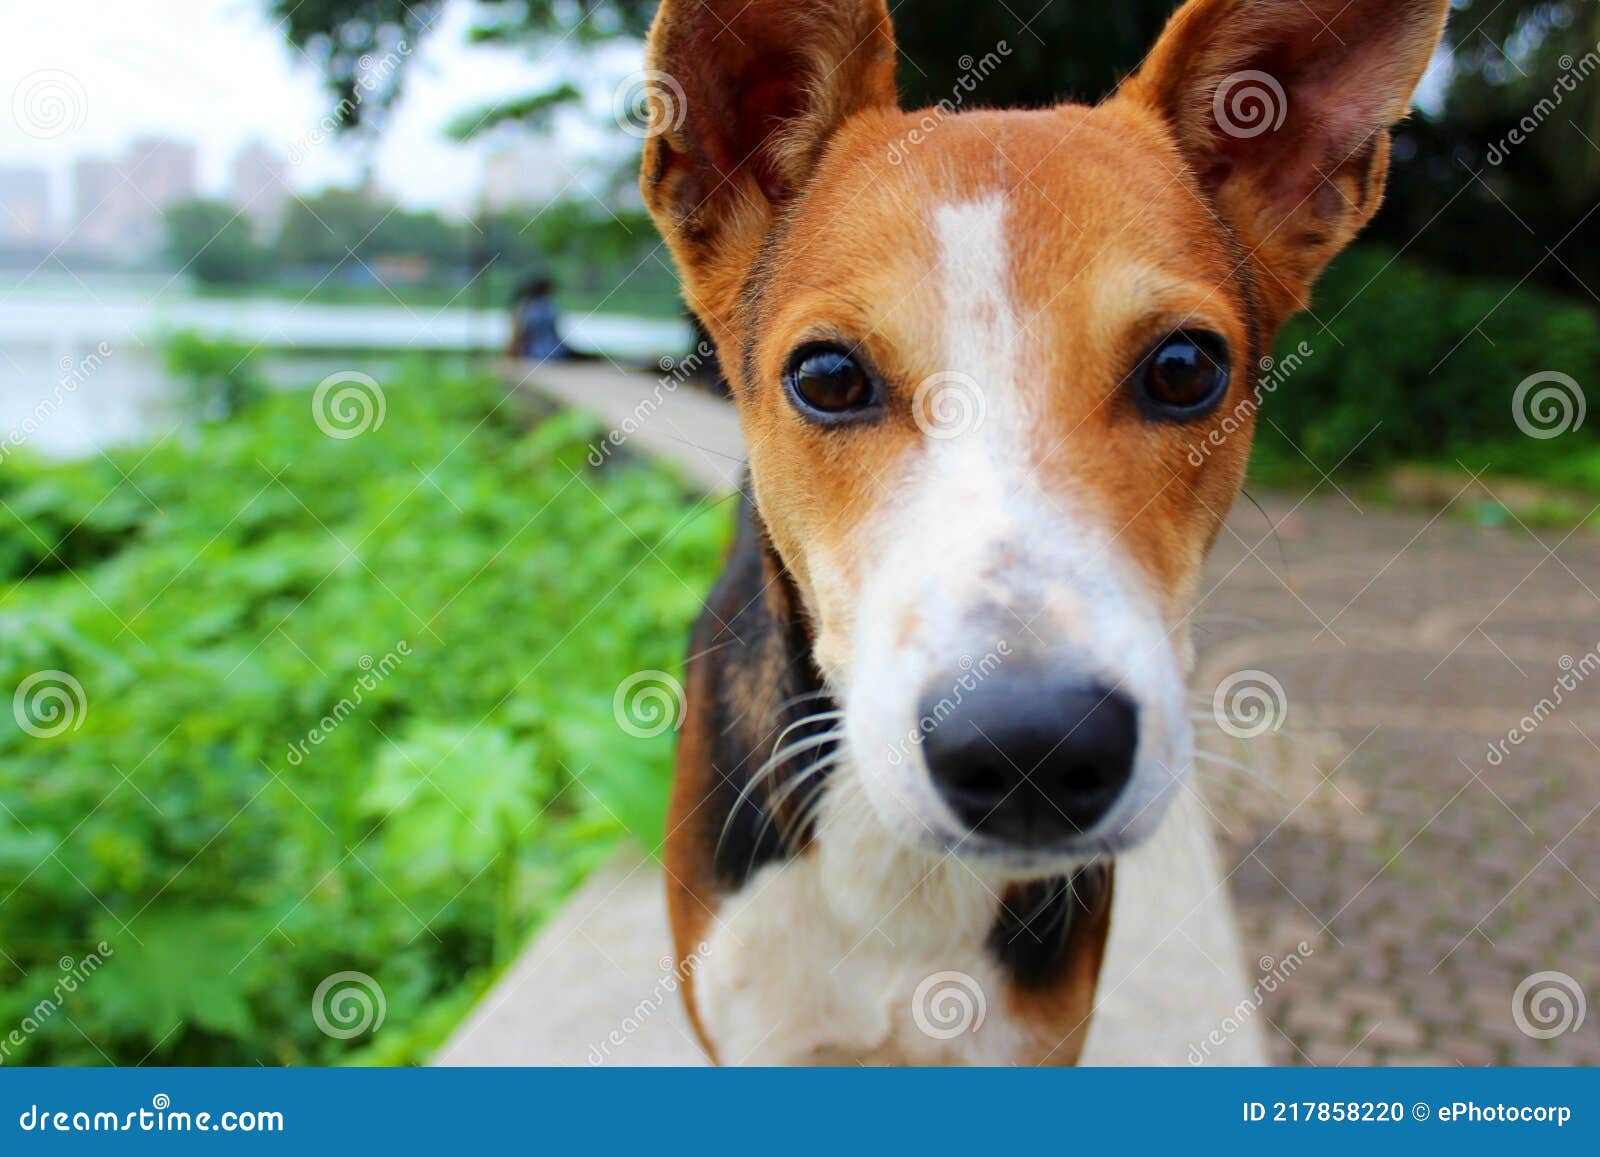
left=1140, top=332, right=1230, bottom=415
left=786, top=345, right=877, bottom=419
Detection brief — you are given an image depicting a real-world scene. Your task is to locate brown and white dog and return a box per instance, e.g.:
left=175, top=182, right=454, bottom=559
left=641, top=0, right=1448, bottom=1065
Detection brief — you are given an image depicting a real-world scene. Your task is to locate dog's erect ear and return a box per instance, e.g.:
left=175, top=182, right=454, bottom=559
left=1122, top=0, right=1448, bottom=326
left=640, top=0, right=897, bottom=337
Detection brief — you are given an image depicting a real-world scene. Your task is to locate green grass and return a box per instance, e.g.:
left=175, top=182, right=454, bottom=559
left=0, top=369, right=728, bottom=1066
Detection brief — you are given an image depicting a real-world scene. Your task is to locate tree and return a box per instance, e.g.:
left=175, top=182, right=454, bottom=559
left=1370, top=0, right=1600, bottom=293
left=163, top=200, right=269, bottom=285
left=273, top=0, right=1600, bottom=299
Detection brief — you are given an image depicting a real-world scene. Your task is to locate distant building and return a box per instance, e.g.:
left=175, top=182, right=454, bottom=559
left=231, top=141, right=291, bottom=237
left=71, top=156, right=125, bottom=251
left=0, top=166, right=53, bottom=245
left=72, top=136, right=198, bottom=259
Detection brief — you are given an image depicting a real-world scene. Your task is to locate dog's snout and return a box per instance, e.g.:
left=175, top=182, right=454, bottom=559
left=919, top=669, right=1139, bottom=847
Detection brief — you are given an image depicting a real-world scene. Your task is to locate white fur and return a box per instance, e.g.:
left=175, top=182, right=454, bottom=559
left=695, top=779, right=1032, bottom=1065
left=843, top=194, right=1191, bottom=871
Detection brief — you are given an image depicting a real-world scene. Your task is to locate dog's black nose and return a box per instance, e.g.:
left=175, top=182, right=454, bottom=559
left=919, top=669, right=1138, bottom=847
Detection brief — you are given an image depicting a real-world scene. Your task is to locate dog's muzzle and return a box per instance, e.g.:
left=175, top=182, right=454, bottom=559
left=919, top=664, right=1139, bottom=849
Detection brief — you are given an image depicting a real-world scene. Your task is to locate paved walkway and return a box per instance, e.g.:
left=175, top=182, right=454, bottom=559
left=1197, top=496, right=1600, bottom=1065
left=440, top=361, right=1600, bottom=1067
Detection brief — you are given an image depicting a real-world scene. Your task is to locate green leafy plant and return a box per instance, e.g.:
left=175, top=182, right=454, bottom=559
left=0, top=369, right=726, bottom=1066
left=1256, top=246, right=1600, bottom=485
left=161, top=331, right=267, bottom=422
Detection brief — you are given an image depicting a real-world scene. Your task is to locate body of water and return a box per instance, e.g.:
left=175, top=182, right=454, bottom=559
left=0, top=275, right=690, bottom=459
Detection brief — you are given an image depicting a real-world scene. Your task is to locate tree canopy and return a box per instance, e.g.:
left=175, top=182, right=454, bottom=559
left=271, top=0, right=1600, bottom=299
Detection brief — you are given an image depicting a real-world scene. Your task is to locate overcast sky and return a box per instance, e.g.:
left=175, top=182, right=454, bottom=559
left=0, top=0, right=637, bottom=217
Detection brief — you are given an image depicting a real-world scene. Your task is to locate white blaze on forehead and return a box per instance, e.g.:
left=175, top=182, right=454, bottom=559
left=934, top=195, right=1019, bottom=412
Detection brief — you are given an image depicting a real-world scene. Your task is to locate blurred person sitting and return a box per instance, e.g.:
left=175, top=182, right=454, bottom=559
left=508, top=276, right=570, bottom=361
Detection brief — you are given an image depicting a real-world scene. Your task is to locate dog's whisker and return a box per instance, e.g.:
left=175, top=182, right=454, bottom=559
left=770, top=689, right=838, bottom=716
left=746, top=750, right=845, bottom=878
left=1191, top=748, right=1277, bottom=792
left=758, top=753, right=844, bottom=854
left=716, top=722, right=844, bottom=863
left=777, top=776, right=838, bottom=849
left=765, top=709, right=845, bottom=763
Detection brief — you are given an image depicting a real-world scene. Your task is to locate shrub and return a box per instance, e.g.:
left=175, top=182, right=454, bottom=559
left=0, top=371, right=726, bottom=1065
left=162, top=330, right=266, bottom=422
left=1259, top=246, right=1600, bottom=478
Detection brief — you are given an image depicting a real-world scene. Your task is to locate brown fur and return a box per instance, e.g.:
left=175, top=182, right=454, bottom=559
left=645, top=0, right=1449, bottom=1065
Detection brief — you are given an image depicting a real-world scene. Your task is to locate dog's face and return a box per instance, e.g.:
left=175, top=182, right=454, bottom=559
left=644, top=0, right=1447, bottom=871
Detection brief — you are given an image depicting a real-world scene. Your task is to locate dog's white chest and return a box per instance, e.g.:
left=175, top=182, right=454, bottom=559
left=692, top=788, right=1033, bottom=1065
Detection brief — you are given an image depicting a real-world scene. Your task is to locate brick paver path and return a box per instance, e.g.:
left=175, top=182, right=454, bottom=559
left=1196, top=493, right=1600, bottom=1066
